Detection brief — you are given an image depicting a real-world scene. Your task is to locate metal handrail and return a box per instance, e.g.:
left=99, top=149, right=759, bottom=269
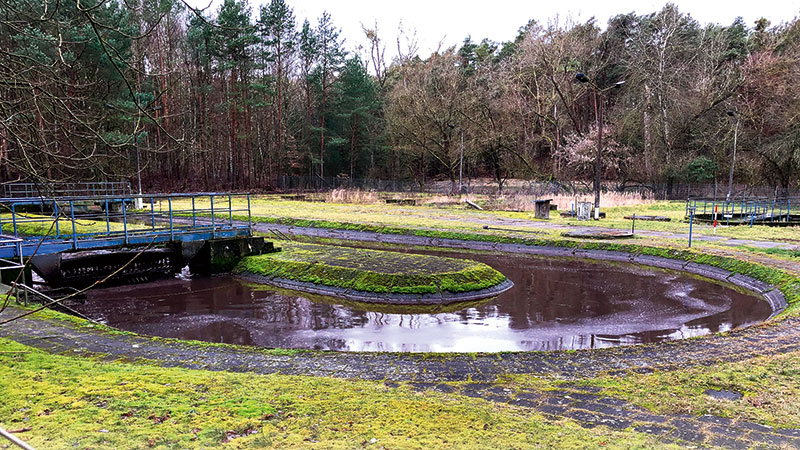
left=685, top=196, right=798, bottom=224
left=0, top=181, right=131, bottom=199
left=0, top=193, right=252, bottom=259
left=0, top=425, right=35, bottom=450
left=0, top=191, right=250, bottom=204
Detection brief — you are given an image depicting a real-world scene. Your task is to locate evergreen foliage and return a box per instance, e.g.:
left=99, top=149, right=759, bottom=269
left=1, top=3, right=798, bottom=192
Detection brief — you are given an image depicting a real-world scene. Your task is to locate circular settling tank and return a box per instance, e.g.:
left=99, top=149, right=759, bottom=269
left=73, top=251, right=773, bottom=352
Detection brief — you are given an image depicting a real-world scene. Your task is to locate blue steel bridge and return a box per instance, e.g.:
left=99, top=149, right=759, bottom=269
left=1, top=180, right=132, bottom=199
left=0, top=191, right=269, bottom=290
left=0, top=192, right=253, bottom=259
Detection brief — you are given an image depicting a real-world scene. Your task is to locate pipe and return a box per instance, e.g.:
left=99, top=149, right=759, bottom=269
left=0, top=426, right=36, bottom=450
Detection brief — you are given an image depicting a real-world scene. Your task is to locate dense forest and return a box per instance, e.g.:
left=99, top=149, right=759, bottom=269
left=0, top=0, right=799, bottom=194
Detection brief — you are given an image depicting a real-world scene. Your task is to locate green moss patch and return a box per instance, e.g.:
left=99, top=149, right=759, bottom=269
left=0, top=338, right=674, bottom=449
left=235, top=242, right=508, bottom=296
left=515, top=351, right=800, bottom=429
left=243, top=281, right=497, bottom=314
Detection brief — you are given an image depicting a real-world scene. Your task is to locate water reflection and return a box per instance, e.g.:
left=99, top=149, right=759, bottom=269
left=75, top=252, right=773, bottom=352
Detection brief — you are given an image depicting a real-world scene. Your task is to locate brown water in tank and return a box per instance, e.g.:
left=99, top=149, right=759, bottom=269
left=72, top=251, right=772, bottom=352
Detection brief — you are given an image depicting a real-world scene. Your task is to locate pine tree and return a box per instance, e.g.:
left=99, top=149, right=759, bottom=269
left=257, top=0, right=296, bottom=183
left=315, top=12, right=345, bottom=181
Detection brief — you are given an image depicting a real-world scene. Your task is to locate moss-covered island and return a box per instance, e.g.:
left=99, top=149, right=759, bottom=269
left=234, top=242, right=512, bottom=303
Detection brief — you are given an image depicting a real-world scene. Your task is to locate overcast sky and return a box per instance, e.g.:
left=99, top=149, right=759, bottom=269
left=192, top=0, right=800, bottom=62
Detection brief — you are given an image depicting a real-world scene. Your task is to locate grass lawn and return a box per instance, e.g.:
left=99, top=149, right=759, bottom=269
left=171, top=195, right=800, bottom=244
left=0, top=337, right=675, bottom=449
left=2, top=314, right=799, bottom=449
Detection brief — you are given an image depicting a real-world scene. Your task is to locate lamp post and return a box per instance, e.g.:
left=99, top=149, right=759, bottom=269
left=447, top=123, right=464, bottom=193
left=106, top=103, right=161, bottom=208
left=725, top=109, right=739, bottom=203
left=575, top=73, right=625, bottom=212
left=459, top=132, right=464, bottom=193
left=132, top=130, right=145, bottom=209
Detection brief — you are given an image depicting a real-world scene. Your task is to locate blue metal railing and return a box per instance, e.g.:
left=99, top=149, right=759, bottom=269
left=0, top=193, right=252, bottom=259
left=685, top=197, right=799, bottom=225
left=0, top=181, right=132, bottom=199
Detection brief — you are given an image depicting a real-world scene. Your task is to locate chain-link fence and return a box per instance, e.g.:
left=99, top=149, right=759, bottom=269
left=275, top=176, right=797, bottom=200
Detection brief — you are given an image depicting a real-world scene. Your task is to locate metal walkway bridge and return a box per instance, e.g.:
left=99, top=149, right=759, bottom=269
left=0, top=193, right=252, bottom=259
left=1, top=181, right=132, bottom=198
left=686, top=196, right=800, bottom=226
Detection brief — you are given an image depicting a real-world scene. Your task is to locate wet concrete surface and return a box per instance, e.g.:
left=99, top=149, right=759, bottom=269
left=70, top=251, right=771, bottom=352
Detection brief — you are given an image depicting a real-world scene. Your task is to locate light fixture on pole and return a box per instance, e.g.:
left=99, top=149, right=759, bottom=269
left=725, top=109, right=739, bottom=203
left=459, top=132, right=464, bottom=193
left=447, top=123, right=464, bottom=193
left=575, top=73, right=625, bottom=215
left=106, top=103, right=161, bottom=209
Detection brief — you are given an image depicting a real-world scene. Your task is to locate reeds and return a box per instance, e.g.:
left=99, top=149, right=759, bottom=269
left=323, top=188, right=379, bottom=204
left=318, top=188, right=655, bottom=210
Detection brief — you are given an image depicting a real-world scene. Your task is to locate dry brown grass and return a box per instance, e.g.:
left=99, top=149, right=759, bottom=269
left=548, top=192, right=656, bottom=211
left=466, top=192, right=656, bottom=212
left=419, top=194, right=478, bottom=207
left=318, top=188, right=655, bottom=211
left=323, top=188, right=380, bottom=204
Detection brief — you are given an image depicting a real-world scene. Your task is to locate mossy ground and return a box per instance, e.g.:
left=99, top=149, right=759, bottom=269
left=510, top=351, right=800, bottom=430
left=236, top=242, right=507, bottom=295
left=244, top=282, right=497, bottom=314
left=0, top=337, right=673, bottom=449
left=4, top=194, right=800, bottom=448
left=171, top=196, right=800, bottom=243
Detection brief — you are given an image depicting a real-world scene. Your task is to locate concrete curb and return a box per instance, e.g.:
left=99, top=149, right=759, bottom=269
left=257, top=224, right=789, bottom=317
left=237, top=273, right=514, bottom=305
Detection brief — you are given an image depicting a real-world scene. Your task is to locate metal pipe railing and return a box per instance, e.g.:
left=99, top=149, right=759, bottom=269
left=0, top=193, right=252, bottom=258
left=1, top=181, right=132, bottom=199
left=686, top=196, right=800, bottom=223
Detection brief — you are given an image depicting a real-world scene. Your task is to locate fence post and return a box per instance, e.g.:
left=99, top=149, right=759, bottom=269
left=105, top=199, right=110, bottom=234
left=11, top=204, right=17, bottom=237
left=150, top=197, right=156, bottom=231
left=191, top=196, right=196, bottom=228
left=688, top=208, right=695, bottom=248
left=54, top=201, right=59, bottom=237
left=228, top=194, right=233, bottom=226
left=247, top=194, right=252, bottom=236
left=70, top=201, right=77, bottom=249
left=168, top=197, right=174, bottom=240
left=121, top=200, right=128, bottom=245
left=210, top=195, right=216, bottom=238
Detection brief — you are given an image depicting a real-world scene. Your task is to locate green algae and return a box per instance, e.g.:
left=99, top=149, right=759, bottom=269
left=236, top=242, right=508, bottom=295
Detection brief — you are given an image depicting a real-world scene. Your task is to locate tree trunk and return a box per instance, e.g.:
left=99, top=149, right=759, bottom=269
left=228, top=69, right=237, bottom=187
left=319, top=79, right=327, bottom=183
